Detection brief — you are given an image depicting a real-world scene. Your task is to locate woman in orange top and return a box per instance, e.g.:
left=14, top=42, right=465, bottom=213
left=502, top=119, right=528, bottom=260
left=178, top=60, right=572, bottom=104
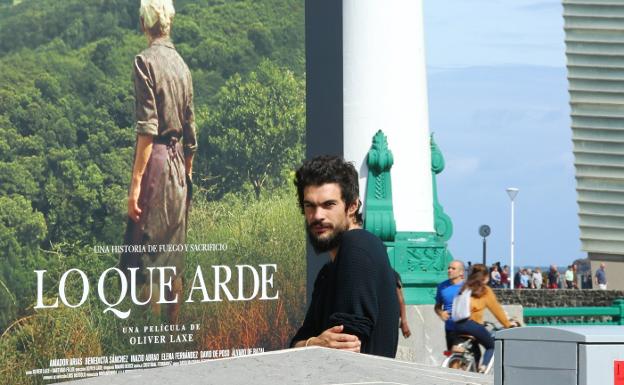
left=454, top=264, right=513, bottom=371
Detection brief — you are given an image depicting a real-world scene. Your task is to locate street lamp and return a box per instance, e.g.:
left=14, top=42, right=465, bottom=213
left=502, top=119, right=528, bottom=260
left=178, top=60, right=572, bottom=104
left=506, top=187, right=519, bottom=289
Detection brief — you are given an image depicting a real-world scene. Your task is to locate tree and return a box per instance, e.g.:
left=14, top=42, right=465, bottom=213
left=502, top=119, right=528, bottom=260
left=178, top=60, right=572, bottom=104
left=0, top=195, right=47, bottom=331
left=199, top=60, right=304, bottom=199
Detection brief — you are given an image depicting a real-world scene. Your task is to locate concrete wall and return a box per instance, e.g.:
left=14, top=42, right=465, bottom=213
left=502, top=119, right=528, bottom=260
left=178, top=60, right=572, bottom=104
left=395, top=305, right=443, bottom=365
left=494, top=289, right=624, bottom=307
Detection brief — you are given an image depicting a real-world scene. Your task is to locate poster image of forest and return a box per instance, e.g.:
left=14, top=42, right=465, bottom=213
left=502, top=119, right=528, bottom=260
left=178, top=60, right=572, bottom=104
left=0, top=1, right=306, bottom=383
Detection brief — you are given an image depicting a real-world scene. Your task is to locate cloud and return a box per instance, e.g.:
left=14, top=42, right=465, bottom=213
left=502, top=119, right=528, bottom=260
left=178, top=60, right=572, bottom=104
left=424, top=0, right=565, bottom=67
left=445, top=156, right=481, bottom=178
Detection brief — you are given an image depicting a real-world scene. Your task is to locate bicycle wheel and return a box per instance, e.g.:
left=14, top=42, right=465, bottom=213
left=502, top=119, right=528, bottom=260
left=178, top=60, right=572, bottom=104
left=482, top=357, right=495, bottom=374
left=444, top=355, right=474, bottom=371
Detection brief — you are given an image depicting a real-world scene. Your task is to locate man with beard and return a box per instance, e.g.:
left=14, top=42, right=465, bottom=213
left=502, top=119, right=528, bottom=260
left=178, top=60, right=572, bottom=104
left=289, top=155, right=399, bottom=358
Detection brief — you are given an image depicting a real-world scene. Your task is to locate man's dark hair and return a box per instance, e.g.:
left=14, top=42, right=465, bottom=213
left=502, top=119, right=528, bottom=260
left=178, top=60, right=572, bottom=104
left=294, top=155, right=363, bottom=224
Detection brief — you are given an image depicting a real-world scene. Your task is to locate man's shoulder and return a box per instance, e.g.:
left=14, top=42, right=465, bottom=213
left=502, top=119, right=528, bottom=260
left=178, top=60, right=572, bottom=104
left=437, top=279, right=451, bottom=290
left=312, top=262, right=333, bottom=287
left=437, top=279, right=460, bottom=291
left=342, top=228, right=381, bottom=243
left=338, top=229, right=390, bottom=272
left=341, top=229, right=385, bottom=254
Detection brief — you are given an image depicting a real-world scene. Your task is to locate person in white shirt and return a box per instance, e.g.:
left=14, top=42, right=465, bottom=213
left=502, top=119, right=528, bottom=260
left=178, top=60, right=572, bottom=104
left=564, top=265, right=575, bottom=289
left=532, top=268, right=543, bottom=289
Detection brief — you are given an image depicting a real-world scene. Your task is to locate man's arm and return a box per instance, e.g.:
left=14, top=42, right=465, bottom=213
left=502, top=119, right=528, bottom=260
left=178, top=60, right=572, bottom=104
left=434, top=302, right=450, bottom=321
left=292, top=325, right=360, bottom=351
left=331, top=242, right=379, bottom=344
left=433, top=286, right=449, bottom=321
left=289, top=266, right=360, bottom=352
left=397, top=287, right=411, bottom=338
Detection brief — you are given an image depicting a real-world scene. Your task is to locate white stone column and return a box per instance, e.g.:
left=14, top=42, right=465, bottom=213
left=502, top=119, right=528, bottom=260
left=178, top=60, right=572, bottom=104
left=342, top=0, right=434, bottom=232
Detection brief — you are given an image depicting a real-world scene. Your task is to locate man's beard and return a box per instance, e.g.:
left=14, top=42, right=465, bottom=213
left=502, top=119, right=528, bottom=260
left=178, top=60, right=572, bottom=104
left=306, top=221, right=346, bottom=254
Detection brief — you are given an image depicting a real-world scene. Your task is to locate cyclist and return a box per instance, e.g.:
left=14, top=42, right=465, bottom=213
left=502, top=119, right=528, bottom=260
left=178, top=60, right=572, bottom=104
left=434, top=260, right=465, bottom=351
left=453, top=264, right=514, bottom=372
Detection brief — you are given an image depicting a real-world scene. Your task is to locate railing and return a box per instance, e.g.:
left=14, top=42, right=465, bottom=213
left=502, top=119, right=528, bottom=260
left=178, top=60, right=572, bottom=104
left=523, top=298, right=624, bottom=326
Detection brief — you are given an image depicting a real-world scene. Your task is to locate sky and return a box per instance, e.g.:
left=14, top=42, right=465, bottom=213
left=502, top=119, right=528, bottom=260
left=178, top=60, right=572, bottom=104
left=422, top=0, right=584, bottom=268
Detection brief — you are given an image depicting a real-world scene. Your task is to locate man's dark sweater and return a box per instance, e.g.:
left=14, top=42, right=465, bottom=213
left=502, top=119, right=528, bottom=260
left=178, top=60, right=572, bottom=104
left=291, top=229, right=399, bottom=358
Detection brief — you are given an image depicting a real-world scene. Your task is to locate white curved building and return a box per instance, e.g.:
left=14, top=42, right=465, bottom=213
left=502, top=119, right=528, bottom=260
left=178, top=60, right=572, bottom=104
left=565, top=0, right=624, bottom=288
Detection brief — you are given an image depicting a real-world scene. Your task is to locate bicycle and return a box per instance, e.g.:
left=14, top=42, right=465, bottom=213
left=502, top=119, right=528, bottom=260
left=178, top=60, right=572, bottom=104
left=441, top=320, right=517, bottom=374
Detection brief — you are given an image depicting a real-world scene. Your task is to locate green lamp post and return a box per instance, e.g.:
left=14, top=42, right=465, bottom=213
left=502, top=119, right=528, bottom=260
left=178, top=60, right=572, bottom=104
left=364, top=130, right=454, bottom=304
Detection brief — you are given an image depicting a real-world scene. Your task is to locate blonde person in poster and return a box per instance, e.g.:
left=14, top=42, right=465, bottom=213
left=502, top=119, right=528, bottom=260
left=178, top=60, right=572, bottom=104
left=120, top=0, right=197, bottom=323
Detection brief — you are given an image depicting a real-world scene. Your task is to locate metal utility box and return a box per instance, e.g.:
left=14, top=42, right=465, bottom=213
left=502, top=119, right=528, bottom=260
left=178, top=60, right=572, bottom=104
left=494, top=326, right=624, bottom=385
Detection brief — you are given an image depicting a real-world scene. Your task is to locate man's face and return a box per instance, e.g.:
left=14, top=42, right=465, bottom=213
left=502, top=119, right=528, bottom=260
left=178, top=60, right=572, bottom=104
left=302, top=183, right=355, bottom=254
left=447, top=262, right=463, bottom=281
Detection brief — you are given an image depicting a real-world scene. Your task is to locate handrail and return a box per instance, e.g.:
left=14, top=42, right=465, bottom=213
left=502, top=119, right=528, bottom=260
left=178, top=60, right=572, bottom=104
left=523, top=298, right=624, bottom=325
left=524, top=307, right=620, bottom=317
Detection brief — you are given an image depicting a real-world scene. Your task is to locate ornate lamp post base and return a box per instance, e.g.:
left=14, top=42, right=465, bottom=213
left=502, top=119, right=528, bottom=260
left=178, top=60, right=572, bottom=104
left=364, top=131, right=453, bottom=304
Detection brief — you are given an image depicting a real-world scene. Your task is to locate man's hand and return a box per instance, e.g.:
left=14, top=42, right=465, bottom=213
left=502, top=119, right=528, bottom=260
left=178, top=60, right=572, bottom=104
left=400, top=320, right=411, bottom=338
left=308, top=325, right=361, bottom=352
left=434, top=303, right=450, bottom=322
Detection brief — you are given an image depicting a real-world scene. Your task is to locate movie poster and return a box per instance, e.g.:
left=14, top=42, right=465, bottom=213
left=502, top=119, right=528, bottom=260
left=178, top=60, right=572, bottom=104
left=0, top=1, right=306, bottom=383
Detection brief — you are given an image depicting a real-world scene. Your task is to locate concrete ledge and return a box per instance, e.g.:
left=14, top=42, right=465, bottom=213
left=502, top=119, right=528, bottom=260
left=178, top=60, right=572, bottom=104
left=67, top=347, right=492, bottom=385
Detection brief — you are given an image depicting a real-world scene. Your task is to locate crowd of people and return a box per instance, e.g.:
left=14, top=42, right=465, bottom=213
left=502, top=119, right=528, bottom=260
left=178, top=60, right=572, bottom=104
left=467, top=261, right=608, bottom=290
